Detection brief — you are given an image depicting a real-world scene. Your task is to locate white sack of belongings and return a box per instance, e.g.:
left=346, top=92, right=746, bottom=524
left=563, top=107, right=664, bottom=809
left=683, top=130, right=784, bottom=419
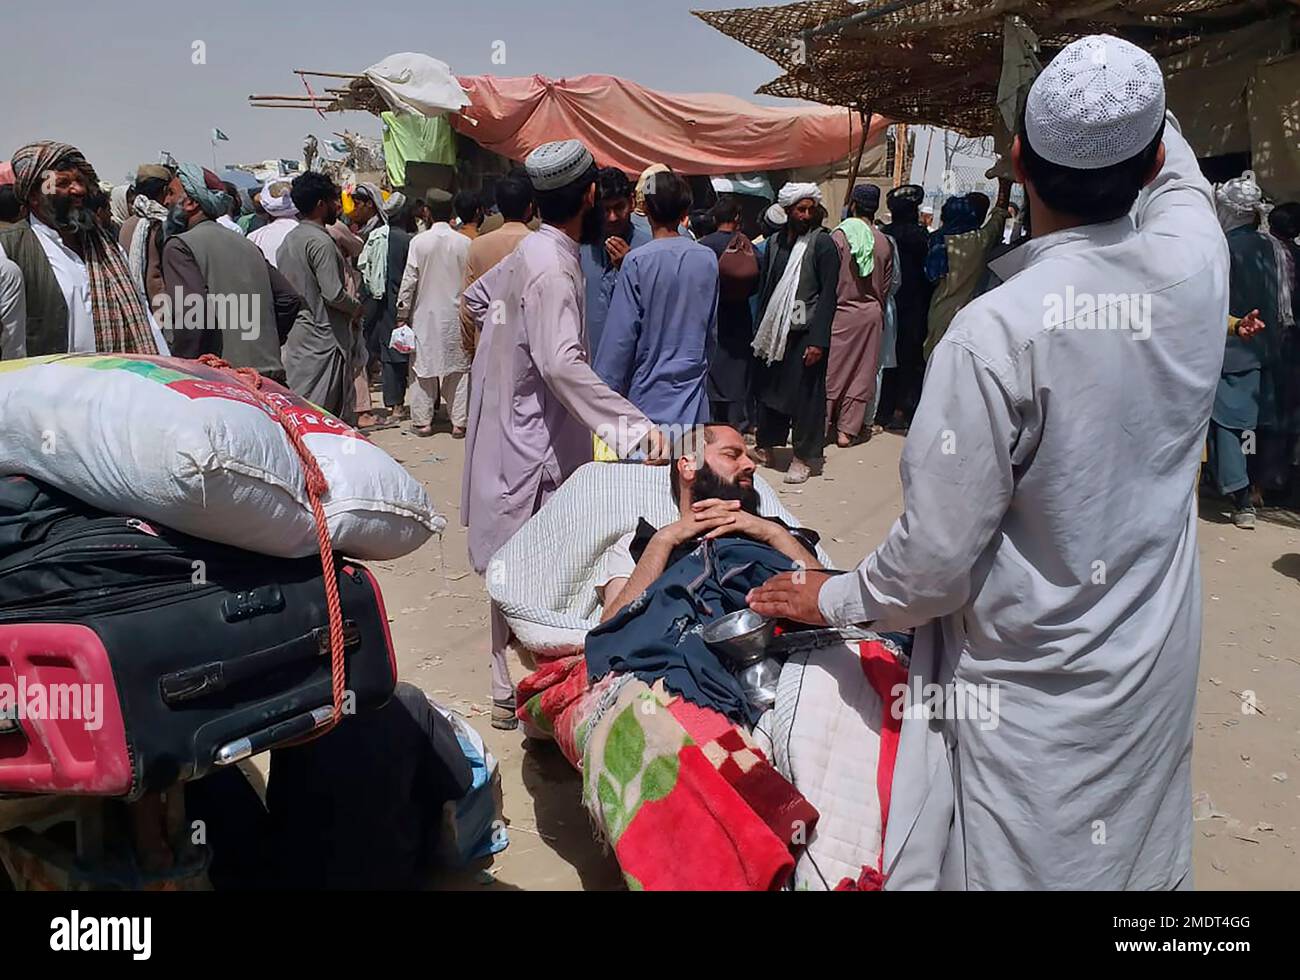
left=0, top=354, right=445, bottom=559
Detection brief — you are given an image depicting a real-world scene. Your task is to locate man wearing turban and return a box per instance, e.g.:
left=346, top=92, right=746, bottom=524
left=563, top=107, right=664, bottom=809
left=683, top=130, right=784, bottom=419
left=1207, top=171, right=1287, bottom=529
left=3, top=140, right=167, bottom=355
left=159, top=163, right=301, bottom=379
left=749, top=181, right=840, bottom=484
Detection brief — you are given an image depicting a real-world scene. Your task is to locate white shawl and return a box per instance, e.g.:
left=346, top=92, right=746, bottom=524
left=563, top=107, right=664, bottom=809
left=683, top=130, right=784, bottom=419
left=751, top=233, right=811, bottom=365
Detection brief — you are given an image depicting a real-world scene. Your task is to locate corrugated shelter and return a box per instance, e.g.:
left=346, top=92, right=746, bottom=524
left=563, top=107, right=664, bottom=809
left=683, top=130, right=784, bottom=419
left=694, top=0, right=1300, bottom=136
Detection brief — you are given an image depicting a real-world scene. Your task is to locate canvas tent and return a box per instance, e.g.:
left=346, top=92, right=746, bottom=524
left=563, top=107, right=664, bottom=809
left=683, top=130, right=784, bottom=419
left=250, top=54, right=890, bottom=186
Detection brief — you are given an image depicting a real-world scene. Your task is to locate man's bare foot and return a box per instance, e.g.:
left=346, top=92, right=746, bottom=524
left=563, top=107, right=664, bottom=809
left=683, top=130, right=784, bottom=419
left=451, top=426, right=466, bottom=439
left=836, top=433, right=854, bottom=449
left=356, top=412, right=380, bottom=428
left=410, top=424, right=434, bottom=438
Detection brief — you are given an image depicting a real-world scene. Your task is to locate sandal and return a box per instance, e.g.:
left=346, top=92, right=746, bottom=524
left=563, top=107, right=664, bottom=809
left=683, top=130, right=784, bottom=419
left=410, top=424, right=435, bottom=438
left=491, top=698, right=519, bottom=731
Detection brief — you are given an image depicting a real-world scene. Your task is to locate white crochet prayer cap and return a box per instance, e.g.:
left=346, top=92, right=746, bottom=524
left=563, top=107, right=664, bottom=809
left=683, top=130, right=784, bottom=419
left=525, top=139, right=594, bottom=191
left=1025, top=34, right=1166, bottom=171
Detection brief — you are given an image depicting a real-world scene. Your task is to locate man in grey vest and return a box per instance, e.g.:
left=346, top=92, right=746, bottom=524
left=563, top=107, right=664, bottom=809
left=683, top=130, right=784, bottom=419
left=750, top=182, right=840, bottom=484
left=160, top=163, right=301, bottom=381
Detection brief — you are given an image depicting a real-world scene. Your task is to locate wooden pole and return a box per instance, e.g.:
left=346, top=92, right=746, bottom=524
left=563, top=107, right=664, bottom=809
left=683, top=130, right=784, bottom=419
left=293, top=70, right=362, bottom=80
left=893, top=123, right=909, bottom=187
left=845, top=108, right=873, bottom=200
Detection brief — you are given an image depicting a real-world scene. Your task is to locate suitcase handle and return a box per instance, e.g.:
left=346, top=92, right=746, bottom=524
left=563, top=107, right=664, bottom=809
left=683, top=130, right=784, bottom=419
left=212, top=706, right=335, bottom=765
left=159, top=620, right=362, bottom=704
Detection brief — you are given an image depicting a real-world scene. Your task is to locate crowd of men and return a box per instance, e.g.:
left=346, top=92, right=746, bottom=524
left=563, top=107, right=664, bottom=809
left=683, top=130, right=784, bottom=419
left=0, top=27, right=1298, bottom=891
left=4, top=131, right=1294, bottom=527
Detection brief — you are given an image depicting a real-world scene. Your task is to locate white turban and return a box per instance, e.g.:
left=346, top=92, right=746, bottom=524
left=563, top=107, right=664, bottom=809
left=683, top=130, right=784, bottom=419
left=261, top=177, right=298, bottom=219
left=1216, top=170, right=1266, bottom=232
left=763, top=203, right=788, bottom=227
left=777, top=181, right=822, bottom=208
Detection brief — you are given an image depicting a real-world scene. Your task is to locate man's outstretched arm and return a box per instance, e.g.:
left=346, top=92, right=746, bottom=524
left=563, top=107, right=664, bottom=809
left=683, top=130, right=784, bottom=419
left=751, top=340, right=1019, bottom=628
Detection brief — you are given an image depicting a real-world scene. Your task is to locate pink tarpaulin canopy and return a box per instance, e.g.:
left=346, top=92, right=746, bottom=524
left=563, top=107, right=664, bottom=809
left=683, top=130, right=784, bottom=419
left=450, top=74, right=889, bottom=175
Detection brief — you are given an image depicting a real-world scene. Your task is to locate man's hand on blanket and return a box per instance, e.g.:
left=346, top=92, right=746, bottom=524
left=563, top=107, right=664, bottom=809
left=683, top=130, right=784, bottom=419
left=746, top=570, right=832, bottom=626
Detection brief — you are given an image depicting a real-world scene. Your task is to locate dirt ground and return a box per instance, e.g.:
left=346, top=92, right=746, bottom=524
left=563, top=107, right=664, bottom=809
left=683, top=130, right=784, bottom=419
left=362, top=422, right=1300, bottom=891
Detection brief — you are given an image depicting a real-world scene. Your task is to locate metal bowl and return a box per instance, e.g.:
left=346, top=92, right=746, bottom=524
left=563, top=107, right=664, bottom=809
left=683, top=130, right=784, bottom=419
left=702, top=609, right=776, bottom=668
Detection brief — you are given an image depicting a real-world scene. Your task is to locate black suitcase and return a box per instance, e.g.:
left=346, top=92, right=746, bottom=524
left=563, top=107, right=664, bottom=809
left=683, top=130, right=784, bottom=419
left=0, top=476, right=397, bottom=800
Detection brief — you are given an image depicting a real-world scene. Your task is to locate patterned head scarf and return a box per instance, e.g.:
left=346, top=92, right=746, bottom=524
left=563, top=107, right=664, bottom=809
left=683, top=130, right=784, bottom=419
left=353, top=180, right=388, bottom=236
left=11, top=140, right=158, bottom=354
left=176, top=162, right=231, bottom=220
left=11, top=140, right=91, bottom=204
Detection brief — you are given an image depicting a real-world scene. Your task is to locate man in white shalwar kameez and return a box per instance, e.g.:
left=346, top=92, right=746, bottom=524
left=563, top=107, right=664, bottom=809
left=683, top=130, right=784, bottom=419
left=749, top=36, right=1229, bottom=890
left=397, top=190, right=471, bottom=437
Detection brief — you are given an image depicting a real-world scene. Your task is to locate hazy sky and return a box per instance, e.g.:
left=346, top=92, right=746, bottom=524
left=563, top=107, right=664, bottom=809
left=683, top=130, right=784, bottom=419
left=2, top=0, right=792, bottom=183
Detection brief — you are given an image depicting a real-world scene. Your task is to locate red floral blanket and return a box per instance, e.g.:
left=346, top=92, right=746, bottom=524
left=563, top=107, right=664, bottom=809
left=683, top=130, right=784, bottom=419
left=517, top=655, right=818, bottom=891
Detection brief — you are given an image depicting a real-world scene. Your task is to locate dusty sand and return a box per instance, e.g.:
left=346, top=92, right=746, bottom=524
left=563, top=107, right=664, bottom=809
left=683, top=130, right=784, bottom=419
left=363, top=423, right=1300, bottom=890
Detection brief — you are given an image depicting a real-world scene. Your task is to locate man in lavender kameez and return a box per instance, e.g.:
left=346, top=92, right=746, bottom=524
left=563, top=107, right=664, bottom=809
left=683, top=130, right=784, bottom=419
left=461, top=140, right=659, bottom=728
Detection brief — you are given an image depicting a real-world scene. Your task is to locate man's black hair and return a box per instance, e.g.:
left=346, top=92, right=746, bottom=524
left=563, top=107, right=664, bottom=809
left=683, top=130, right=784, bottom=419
left=967, top=191, right=991, bottom=224
left=0, top=185, right=21, bottom=222
left=1018, top=107, right=1166, bottom=224
left=710, top=197, right=741, bottom=226
left=222, top=182, right=241, bottom=218
left=290, top=171, right=339, bottom=217
left=427, top=194, right=455, bottom=223
left=535, top=163, right=598, bottom=225
left=453, top=189, right=481, bottom=224
left=644, top=171, right=692, bottom=226
left=388, top=202, right=418, bottom=233
left=596, top=167, right=633, bottom=203
left=888, top=198, right=920, bottom=224
left=689, top=209, right=716, bottom=238
left=1270, top=202, right=1300, bottom=241
left=668, top=425, right=721, bottom=505
left=134, top=176, right=169, bottom=204
left=495, top=172, right=533, bottom=221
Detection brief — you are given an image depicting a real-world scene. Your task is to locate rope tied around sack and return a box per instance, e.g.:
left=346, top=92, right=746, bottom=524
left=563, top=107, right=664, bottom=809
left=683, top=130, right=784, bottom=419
left=196, top=354, right=347, bottom=732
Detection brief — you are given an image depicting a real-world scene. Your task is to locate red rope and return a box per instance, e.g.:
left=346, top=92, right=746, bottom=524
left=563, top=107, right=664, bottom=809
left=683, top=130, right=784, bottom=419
left=196, top=355, right=347, bottom=732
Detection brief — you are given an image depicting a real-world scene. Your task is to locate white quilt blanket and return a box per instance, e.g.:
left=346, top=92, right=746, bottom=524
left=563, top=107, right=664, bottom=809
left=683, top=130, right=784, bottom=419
left=753, top=629, right=910, bottom=891
left=487, top=462, right=831, bottom=654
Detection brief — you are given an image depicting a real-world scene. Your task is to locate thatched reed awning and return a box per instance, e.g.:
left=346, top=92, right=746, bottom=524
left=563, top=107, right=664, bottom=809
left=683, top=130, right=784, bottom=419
left=694, top=0, right=1300, bottom=134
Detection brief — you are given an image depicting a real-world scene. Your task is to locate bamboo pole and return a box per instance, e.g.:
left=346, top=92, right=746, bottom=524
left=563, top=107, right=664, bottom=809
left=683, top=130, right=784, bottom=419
left=845, top=108, right=873, bottom=200
left=294, top=70, right=362, bottom=79
left=893, top=123, right=909, bottom=187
